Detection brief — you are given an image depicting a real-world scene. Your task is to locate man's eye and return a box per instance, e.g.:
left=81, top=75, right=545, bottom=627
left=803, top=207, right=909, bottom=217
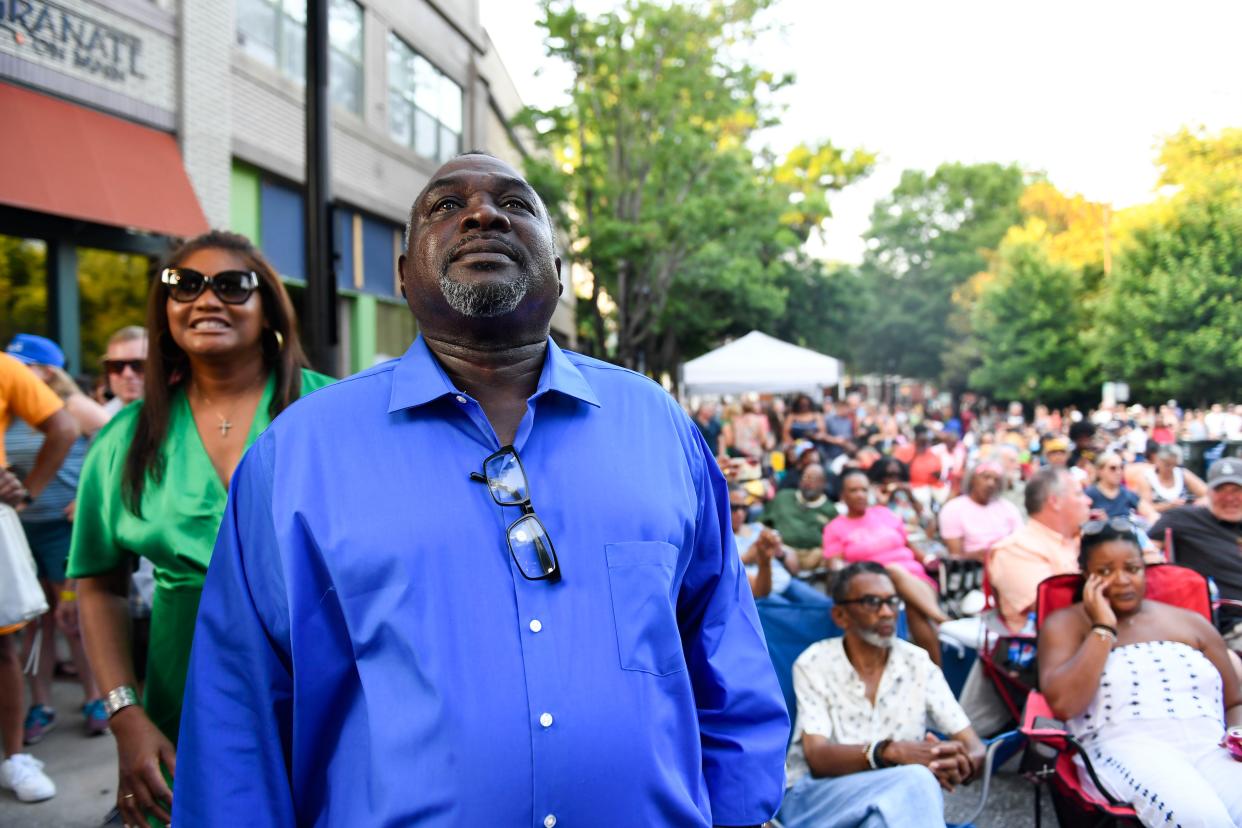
left=431, top=199, right=461, bottom=212
left=502, top=198, right=532, bottom=211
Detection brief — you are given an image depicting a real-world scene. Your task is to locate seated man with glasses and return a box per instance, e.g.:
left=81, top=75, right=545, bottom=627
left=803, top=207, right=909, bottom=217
left=175, top=152, right=788, bottom=828
left=778, top=562, right=985, bottom=828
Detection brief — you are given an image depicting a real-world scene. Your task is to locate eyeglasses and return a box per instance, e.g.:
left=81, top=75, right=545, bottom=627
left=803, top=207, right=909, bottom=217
left=103, top=359, right=144, bottom=376
left=837, top=595, right=904, bottom=612
left=731, top=503, right=749, bottom=513
left=1082, top=516, right=1138, bottom=537
left=160, top=268, right=259, bottom=304
left=471, top=446, right=561, bottom=583
left=1101, top=465, right=1122, bottom=472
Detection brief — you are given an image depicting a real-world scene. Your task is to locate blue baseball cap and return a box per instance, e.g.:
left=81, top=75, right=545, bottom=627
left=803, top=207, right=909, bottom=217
left=6, top=334, right=65, bottom=368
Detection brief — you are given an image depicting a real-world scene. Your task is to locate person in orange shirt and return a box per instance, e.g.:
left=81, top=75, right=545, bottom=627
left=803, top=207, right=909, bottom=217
left=0, top=352, right=79, bottom=802
left=893, top=425, right=947, bottom=508
left=988, top=466, right=1091, bottom=631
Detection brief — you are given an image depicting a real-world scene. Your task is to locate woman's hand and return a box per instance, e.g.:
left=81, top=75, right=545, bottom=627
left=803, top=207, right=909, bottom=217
left=1083, top=574, right=1118, bottom=629
left=110, top=706, right=176, bottom=826
left=54, top=597, right=79, bottom=636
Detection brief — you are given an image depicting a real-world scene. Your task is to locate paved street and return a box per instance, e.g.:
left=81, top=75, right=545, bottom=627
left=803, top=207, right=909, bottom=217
left=0, top=676, right=117, bottom=827
left=4, top=673, right=1058, bottom=827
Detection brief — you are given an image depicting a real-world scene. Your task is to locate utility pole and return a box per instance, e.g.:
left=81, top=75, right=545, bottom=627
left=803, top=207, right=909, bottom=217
left=304, top=0, right=338, bottom=373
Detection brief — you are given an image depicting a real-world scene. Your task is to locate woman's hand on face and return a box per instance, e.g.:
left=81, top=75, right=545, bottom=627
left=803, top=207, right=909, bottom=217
left=110, top=706, right=176, bottom=826
left=1083, top=574, right=1118, bottom=629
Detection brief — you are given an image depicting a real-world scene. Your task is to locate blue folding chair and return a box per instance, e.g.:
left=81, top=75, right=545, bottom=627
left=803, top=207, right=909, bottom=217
left=755, top=595, right=1023, bottom=828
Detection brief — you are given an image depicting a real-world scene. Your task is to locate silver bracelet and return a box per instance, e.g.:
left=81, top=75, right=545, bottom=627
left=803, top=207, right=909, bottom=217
left=103, top=685, right=139, bottom=718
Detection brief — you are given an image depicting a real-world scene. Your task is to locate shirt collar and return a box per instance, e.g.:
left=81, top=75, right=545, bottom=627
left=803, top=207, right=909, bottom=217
left=388, top=334, right=601, bottom=414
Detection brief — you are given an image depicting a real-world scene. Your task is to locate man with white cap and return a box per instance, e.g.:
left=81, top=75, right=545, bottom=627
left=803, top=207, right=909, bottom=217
left=1152, top=458, right=1242, bottom=646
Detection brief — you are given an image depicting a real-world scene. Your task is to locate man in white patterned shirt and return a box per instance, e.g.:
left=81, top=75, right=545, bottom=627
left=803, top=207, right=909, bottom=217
left=777, top=562, right=985, bottom=828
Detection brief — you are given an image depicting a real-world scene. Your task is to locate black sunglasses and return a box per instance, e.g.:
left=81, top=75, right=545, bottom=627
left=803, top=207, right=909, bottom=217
left=160, top=267, right=260, bottom=304
left=471, top=446, right=561, bottom=583
left=103, top=359, right=144, bottom=376
left=838, top=595, right=904, bottom=612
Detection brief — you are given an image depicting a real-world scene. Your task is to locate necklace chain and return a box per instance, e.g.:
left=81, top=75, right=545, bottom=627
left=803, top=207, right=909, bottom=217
left=191, top=375, right=265, bottom=439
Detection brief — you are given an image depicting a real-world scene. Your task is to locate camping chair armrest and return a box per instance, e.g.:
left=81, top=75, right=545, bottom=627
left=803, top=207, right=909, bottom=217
left=1019, top=692, right=1066, bottom=739
left=951, top=730, right=1025, bottom=827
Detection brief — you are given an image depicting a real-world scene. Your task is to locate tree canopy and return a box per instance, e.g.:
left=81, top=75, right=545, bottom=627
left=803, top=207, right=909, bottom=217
left=520, top=0, right=873, bottom=376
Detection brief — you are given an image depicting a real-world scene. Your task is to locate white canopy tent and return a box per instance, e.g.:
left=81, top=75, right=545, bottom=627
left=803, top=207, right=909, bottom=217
left=681, top=330, right=841, bottom=397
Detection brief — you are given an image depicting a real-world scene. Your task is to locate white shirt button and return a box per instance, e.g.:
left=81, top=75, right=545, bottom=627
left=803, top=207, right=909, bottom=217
left=454, top=395, right=467, bottom=403
left=529, top=619, right=543, bottom=633
left=539, top=712, right=553, bottom=728
left=543, top=815, right=557, bottom=828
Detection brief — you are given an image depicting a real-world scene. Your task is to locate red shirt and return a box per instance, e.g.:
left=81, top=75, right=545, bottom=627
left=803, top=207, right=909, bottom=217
left=892, top=445, right=945, bottom=488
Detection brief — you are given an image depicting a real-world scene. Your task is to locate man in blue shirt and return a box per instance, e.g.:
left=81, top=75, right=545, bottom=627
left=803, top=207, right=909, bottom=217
left=174, top=153, right=789, bottom=827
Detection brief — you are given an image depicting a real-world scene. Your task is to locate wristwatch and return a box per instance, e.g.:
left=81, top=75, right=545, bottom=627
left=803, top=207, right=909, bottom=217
left=103, top=685, right=139, bottom=718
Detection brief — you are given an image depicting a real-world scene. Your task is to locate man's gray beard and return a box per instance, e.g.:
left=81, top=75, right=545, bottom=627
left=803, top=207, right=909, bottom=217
left=438, top=269, right=530, bottom=318
left=857, top=629, right=895, bottom=649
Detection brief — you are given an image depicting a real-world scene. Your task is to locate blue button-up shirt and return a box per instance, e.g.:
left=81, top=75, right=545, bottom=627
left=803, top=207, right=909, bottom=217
left=174, top=336, right=789, bottom=827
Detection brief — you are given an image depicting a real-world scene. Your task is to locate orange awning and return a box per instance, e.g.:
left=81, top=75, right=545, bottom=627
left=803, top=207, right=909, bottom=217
left=0, top=82, right=209, bottom=238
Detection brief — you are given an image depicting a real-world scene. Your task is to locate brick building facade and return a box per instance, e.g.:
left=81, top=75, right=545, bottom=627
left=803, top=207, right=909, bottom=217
left=0, top=0, right=572, bottom=375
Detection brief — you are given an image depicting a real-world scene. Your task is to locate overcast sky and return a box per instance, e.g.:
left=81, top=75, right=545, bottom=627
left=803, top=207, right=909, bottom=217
left=479, top=0, right=1242, bottom=263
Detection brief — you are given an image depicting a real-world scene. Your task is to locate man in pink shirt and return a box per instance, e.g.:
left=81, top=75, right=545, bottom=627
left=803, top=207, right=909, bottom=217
left=987, top=466, right=1090, bottom=631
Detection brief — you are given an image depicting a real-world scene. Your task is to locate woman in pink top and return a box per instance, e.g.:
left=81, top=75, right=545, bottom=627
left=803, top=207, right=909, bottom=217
left=937, top=462, right=1023, bottom=561
left=824, top=469, right=948, bottom=663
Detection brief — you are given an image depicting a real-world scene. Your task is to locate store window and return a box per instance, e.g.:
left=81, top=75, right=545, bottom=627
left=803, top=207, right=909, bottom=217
left=387, top=34, right=463, bottom=163
left=236, top=0, right=364, bottom=114
left=78, top=248, right=149, bottom=373
left=0, top=235, right=49, bottom=349
left=329, top=0, right=364, bottom=115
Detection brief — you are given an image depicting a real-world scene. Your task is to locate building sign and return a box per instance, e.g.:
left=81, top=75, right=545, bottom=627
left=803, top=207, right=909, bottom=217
left=1, top=0, right=143, bottom=81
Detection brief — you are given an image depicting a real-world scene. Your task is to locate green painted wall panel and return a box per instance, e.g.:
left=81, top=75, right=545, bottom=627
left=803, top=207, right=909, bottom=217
left=230, top=162, right=261, bottom=242
left=351, top=292, right=377, bottom=374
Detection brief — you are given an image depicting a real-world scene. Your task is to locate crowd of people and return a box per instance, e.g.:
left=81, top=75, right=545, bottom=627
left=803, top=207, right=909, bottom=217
left=1, top=151, right=1241, bottom=828
left=696, top=391, right=1242, bottom=826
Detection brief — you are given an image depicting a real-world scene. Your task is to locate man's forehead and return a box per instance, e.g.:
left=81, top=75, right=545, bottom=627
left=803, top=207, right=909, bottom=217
left=849, top=573, right=895, bottom=598
left=419, top=156, right=535, bottom=200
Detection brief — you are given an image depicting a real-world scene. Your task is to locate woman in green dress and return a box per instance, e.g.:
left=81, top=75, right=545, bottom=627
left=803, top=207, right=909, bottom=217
left=68, top=231, right=333, bottom=827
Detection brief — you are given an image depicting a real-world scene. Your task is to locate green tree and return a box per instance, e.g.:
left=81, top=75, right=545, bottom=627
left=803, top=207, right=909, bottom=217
left=857, top=162, right=1027, bottom=383
left=1095, top=196, right=1242, bottom=404
left=969, top=242, right=1094, bottom=405
left=521, top=0, right=872, bottom=372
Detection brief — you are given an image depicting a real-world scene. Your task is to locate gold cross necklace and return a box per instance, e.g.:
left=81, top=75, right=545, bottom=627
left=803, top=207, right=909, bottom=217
left=191, top=375, right=264, bottom=439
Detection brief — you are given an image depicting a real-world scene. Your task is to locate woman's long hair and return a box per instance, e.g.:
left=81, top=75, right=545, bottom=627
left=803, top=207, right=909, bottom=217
left=123, top=230, right=309, bottom=514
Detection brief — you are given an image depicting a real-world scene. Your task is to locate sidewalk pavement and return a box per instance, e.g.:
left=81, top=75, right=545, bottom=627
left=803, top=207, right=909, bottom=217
left=0, top=674, right=117, bottom=827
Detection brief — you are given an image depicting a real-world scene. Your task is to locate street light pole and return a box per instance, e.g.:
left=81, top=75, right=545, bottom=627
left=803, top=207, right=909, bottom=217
left=304, top=0, right=338, bottom=373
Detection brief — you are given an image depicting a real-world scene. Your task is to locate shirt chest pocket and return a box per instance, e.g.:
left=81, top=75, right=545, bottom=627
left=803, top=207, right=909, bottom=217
left=604, top=541, right=685, bottom=676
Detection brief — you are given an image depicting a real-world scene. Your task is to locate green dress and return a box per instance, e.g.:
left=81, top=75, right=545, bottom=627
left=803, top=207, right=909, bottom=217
left=67, top=369, right=333, bottom=744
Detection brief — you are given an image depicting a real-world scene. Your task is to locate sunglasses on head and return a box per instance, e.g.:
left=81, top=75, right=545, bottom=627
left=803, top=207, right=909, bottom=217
left=1082, top=516, right=1139, bottom=538
left=160, top=268, right=259, bottom=304
left=103, top=359, right=144, bottom=376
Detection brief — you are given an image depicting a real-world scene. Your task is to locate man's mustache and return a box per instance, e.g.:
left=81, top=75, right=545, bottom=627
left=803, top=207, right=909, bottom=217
left=445, top=234, right=524, bottom=266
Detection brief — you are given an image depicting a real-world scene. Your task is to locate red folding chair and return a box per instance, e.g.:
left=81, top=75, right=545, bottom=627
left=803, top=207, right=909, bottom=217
left=1020, top=564, right=1212, bottom=827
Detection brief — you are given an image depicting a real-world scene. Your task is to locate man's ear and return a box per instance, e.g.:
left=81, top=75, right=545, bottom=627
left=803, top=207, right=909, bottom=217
left=397, top=254, right=407, bottom=299
left=555, top=255, right=563, bottom=296
left=830, top=604, right=848, bottom=631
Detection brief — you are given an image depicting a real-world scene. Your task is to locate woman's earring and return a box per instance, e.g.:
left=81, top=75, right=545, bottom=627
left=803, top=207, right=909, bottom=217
left=274, top=329, right=285, bottom=350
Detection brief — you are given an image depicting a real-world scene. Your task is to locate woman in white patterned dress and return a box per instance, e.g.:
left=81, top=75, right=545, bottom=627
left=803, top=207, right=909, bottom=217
left=1039, top=519, right=1242, bottom=827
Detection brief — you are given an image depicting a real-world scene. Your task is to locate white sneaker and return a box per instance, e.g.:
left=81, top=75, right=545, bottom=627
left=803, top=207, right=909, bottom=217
left=0, top=753, right=56, bottom=802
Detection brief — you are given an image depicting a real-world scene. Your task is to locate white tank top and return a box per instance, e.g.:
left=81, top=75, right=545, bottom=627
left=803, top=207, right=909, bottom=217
left=1146, top=467, right=1186, bottom=503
